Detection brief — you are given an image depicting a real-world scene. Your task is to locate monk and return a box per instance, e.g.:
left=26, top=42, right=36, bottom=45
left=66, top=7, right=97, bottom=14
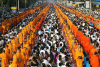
left=90, top=48, right=98, bottom=58
left=22, top=30, right=25, bottom=41
left=11, top=39, right=17, bottom=52
left=12, top=51, right=18, bottom=67
left=75, top=46, right=84, bottom=67
left=15, top=36, right=19, bottom=48
left=26, top=36, right=32, bottom=51
left=4, top=45, right=10, bottom=60
left=23, top=41, right=30, bottom=60
left=2, top=20, right=7, bottom=33
left=6, top=22, right=10, bottom=31
left=23, top=27, right=27, bottom=37
left=8, top=42, right=13, bottom=59
left=72, top=41, right=78, bottom=60
left=0, top=50, right=8, bottom=67
left=2, top=25, right=6, bottom=34
left=31, top=27, right=36, bottom=40
left=35, top=23, right=40, bottom=31
left=18, top=32, right=23, bottom=45
left=30, top=21, right=33, bottom=28
left=76, top=45, right=83, bottom=53
left=69, top=38, right=74, bottom=51
left=16, top=47, right=24, bottom=67
left=26, top=35, right=31, bottom=45
left=21, top=45, right=26, bottom=65
left=90, top=52, right=99, bottom=67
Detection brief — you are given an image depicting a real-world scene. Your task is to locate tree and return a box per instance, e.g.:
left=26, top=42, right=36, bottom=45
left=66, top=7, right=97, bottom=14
left=0, top=0, right=37, bottom=8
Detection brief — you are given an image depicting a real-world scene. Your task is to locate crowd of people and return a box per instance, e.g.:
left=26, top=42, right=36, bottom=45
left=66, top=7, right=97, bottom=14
left=0, top=4, right=47, bottom=67
left=57, top=4, right=100, bottom=67
left=27, top=4, right=74, bottom=67
left=0, top=3, right=48, bottom=36
left=59, top=5, right=100, bottom=51
left=0, top=2, right=100, bottom=67
left=0, top=5, right=45, bottom=49
left=0, top=3, right=39, bottom=23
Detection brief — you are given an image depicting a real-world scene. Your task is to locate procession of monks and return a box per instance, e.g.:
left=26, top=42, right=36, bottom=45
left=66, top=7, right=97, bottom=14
left=1, top=2, right=100, bottom=67
left=55, top=6, right=84, bottom=67
left=0, top=3, right=48, bottom=35
left=0, top=22, right=37, bottom=67
left=55, top=3, right=100, bottom=67
left=0, top=3, right=50, bottom=67
left=56, top=3, right=100, bottom=30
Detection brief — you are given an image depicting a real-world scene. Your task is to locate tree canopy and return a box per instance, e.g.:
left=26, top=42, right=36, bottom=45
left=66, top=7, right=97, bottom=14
left=0, top=0, right=37, bottom=8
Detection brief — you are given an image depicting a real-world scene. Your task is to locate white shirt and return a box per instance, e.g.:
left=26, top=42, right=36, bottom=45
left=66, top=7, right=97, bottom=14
left=43, top=60, right=49, bottom=66
left=43, top=38, right=45, bottom=42
left=46, top=44, right=50, bottom=50
left=60, top=53, right=66, bottom=62
left=38, top=30, right=42, bottom=35
left=59, top=41, right=64, bottom=47
left=97, top=38, right=100, bottom=43
left=57, top=59, right=61, bottom=67
left=47, top=26, right=49, bottom=29
left=40, top=50, right=45, bottom=55
left=47, top=49, right=50, bottom=54
left=19, top=26, right=23, bottom=30
left=51, top=34, right=54, bottom=37
left=55, top=29, right=58, bottom=34
left=82, top=23, right=85, bottom=26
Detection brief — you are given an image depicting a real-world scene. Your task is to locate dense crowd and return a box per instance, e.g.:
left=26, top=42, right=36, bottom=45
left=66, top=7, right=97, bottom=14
left=0, top=4, right=47, bottom=67
left=0, top=5, right=44, bottom=50
left=0, top=3, right=100, bottom=67
left=60, top=6, right=100, bottom=50
left=57, top=4, right=100, bottom=67
left=27, top=4, right=73, bottom=67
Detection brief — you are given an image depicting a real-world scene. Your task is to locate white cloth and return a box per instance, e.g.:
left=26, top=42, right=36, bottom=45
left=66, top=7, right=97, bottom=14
left=40, top=50, right=45, bottom=55
left=38, top=31, right=42, bottom=35
left=43, top=60, right=49, bottom=66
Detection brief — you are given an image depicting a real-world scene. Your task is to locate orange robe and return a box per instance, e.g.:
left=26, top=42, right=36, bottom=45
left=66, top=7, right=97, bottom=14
left=90, top=55, right=99, bottom=67
left=90, top=48, right=98, bottom=58
left=26, top=39, right=31, bottom=51
left=97, top=55, right=100, bottom=64
left=0, top=53, right=8, bottom=67
left=7, top=44, right=13, bottom=59
left=2, top=25, right=6, bottom=34
left=4, top=48, right=10, bottom=59
left=69, top=39, right=74, bottom=51
left=24, top=43, right=30, bottom=60
left=12, top=54, right=18, bottom=67
left=21, top=48, right=26, bottom=64
left=15, top=37, right=19, bottom=48
left=75, top=49, right=84, bottom=67
left=18, top=33, right=23, bottom=45
left=11, top=40, right=17, bottom=52
left=72, top=44, right=78, bottom=60
left=16, top=52, right=24, bottom=67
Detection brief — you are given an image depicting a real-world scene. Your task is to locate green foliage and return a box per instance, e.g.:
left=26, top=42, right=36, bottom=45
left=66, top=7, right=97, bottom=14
left=0, top=0, right=37, bottom=8
left=68, top=0, right=72, bottom=1
left=76, top=4, right=78, bottom=8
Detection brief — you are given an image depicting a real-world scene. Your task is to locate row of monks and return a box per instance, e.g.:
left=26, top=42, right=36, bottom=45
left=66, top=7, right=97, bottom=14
left=56, top=3, right=100, bottom=30
left=54, top=3, right=100, bottom=67
left=0, top=4, right=50, bottom=67
left=54, top=4, right=84, bottom=67
left=0, top=3, right=48, bottom=35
